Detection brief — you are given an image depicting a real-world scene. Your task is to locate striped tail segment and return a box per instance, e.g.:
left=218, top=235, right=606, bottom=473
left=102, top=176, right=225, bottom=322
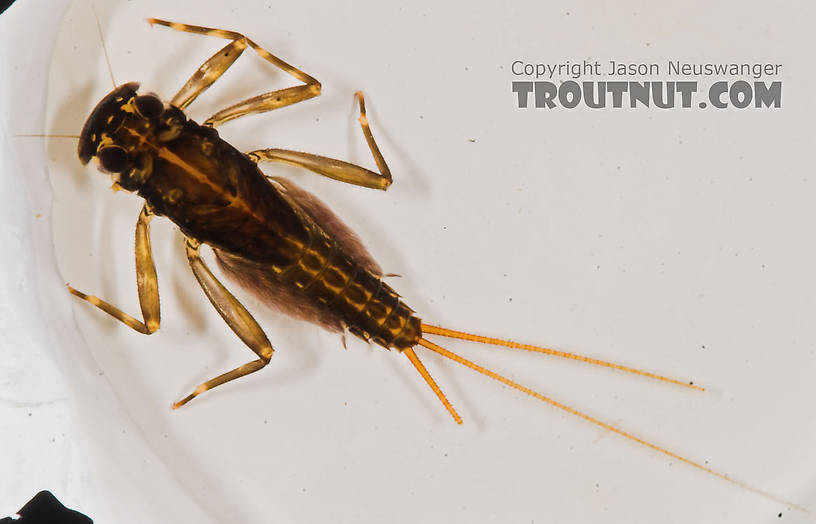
left=401, top=323, right=804, bottom=511
left=282, top=231, right=421, bottom=350
left=315, top=258, right=421, bottom=350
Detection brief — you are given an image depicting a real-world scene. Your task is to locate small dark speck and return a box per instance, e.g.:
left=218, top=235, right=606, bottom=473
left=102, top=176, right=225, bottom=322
left=28, top=412, right=32, bottom=417
left=565, top=11, right=570, bottom=15
left=302, top=488, right=307, bottom=493
left=646, top=42, right=651, bottom=47
left=264, top=419, right=268, bottom=424
left=315, top=117, right=320, bottom=122
left=442, top=226, right=447, bottom=230
left=419, top=115, right=424, bottom=119
left=701, top=345, right=706, bottom=349
left=689, top=381, right=694, bottom=385
left=779, top=513, right=783, bottom=518
left=468, top=139, right=477, bottom=143
left=508, top=297, right=513, bottom=302
left=464, top=66, right=469, bottom=71
left=98, top=371, right=104, bottom=376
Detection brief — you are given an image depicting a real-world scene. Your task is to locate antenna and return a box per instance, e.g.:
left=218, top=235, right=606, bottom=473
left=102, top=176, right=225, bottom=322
left=92, top=6, right=117, bottom=88
left=15, top=134, right=80, bottom=139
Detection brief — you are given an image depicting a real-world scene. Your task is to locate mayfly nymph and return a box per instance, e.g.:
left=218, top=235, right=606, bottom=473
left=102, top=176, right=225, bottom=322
left=63, top=18, right=800, bottom=510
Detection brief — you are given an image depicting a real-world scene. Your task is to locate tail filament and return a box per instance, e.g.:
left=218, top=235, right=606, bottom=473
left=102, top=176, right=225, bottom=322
left=402, top=326, right=804, bottom=511
left=422, top=323, right=702, bottom=391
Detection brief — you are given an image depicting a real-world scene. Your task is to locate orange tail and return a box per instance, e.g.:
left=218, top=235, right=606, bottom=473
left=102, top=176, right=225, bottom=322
left=422, top=323, right=703, bottom=391
left=402, top=324, right=804, bottom=511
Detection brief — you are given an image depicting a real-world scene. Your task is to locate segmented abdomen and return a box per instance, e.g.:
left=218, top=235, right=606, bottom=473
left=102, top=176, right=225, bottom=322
left=276, top=228, right=421, bottom=350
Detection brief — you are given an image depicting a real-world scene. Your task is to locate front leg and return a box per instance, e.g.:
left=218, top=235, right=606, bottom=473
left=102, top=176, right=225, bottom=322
left=68, top=203, right=160, bottom=334
left=148, top=18, right=321, bottom=125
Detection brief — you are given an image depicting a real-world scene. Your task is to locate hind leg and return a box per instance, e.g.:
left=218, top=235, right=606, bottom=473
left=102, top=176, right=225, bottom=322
left=173, top=239, right=275, bottom=408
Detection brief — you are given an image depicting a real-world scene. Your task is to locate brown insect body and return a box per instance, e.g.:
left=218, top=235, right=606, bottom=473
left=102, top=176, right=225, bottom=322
left=78, top=82, right=420, bottom=351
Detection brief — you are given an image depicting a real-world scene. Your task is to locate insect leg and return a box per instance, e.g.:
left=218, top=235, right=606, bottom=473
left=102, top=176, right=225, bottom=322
left=147, top=19, right=321, bottom=125
left=174, top=239, right=275, bottom=408
left=67, top=204, right=160, bottom=335
left=248, top=92, right=392, bottom=190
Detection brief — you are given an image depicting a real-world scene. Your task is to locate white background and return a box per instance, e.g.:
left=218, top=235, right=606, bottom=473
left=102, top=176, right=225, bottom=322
left=1, top=0, right=815, bottom=522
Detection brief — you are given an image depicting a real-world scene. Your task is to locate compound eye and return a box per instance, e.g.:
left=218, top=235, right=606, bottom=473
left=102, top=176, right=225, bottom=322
left=134, top=94, right=164, bottom=119
left=98, top=145, right=129, bottom=173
